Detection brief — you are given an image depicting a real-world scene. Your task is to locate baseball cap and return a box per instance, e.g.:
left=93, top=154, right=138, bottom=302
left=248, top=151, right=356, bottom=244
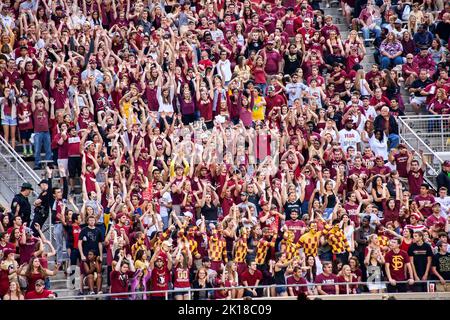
left=394, top=19, right=402, bottom=24
left=267, top=40, right=274, bottom=45
left=241, top=192, right=248, bottom=196
left=21, top=182, right=34, bottom=190
left=443, top=160, right=450, bottom=166
left=267, top=85, right=275, bottom=92
left=398, top=143, right=407, bottom=149
left=84, top=141, right=94, bottom=149
left=35, top=279, right=45, bottom=286
left=39, top=179, right=49, bottom=186
left=184, top=211, right=193, bottom=219
left=162, top=240, right=173, bottom=247
left=260, top=199, right=269, bottom=206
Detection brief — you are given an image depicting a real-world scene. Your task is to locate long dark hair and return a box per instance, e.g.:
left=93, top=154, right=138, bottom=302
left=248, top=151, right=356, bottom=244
left=304, top=255, right=317, bottom=282
left=25, top=257, right=47, bottom=279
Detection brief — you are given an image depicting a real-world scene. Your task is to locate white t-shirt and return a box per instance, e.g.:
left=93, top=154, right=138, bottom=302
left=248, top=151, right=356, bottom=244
left=435, top=196, right=450, bottom=218
left=216, top=59, right=232, bottom=82
left=369, top=133, right=388, bottom=160
left=363, top=105, right=378, bottom=122
left=338, top=128, right=361, bottom=152
left=142, top=214, right=163, bottom=237
left=159, top=192, right=172, bottom=217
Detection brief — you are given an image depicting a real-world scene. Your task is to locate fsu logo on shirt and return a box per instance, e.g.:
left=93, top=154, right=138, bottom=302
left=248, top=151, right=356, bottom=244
left=392, top=255, right=404, bottom=271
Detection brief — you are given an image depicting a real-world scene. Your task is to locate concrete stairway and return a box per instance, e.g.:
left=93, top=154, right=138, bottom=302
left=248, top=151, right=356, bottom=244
left=323, top=5, right=415, bottom=116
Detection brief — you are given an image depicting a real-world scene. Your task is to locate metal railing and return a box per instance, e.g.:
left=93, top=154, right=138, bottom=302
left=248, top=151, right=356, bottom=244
left=398, top=115, right=450, bottom=153
left=47, top=279, right=449, bottom=300
left=0, top=135, right=52, bottom=242
left=398, top=115, right=447, bottom=190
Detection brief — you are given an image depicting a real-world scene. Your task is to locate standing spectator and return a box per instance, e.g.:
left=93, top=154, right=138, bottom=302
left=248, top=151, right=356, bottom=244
left=30, top=88, right=51, bottom=170
left=431, top=241, right=450, bottom=292
left=437, top=161, right=450, bottom=195
left=11, top=183, right=33, bottom=225
left=78, top=215, right=103, bottom=263
left=373, top=106, right=399, bottom=150
left=385, top=238, right=415, bottom=293
left=408, top=231, right=433, bottom=292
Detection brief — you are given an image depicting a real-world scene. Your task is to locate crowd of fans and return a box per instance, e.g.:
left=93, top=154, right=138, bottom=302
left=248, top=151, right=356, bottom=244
left=0, top=0, right=450, bottom=300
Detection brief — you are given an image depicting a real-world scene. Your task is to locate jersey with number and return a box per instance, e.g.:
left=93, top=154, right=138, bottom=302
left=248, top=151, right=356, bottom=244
left=173, top=266, right=190, bottom=288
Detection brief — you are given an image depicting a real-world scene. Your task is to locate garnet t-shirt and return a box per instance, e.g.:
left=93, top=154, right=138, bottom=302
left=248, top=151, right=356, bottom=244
left=286, top=275, right=308, bottom=295
left=408, top=169, right=424, bottom=196
left=240, top=269, right=263, bottom=286
left=385, top=249, right=410, bottom=281
left=315, top=272, right=338, bottom=294
left=110, top=270, right=135, bottom=297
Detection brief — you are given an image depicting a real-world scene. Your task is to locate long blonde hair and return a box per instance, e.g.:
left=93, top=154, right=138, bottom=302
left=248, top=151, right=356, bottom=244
left=354, top=69, right=366, bottom=92
left=407, top=15, right=418, bottom=34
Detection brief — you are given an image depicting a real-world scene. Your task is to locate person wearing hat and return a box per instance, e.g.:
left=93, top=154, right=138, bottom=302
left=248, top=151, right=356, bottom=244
left=149, top=246, right=173, bottom=300
left=11, top=182, right=33, bottom=225
left=25, top=279, right=56, bottom=299
left=392, top=19, right=406, bottom=39
left=81, top=55, right=104, bottom=85
left=265, top=84, right=285, bottom=116
left=338, top=117, right=361, bottom=152
left=238, top=192, right=257, bottom=213
left=258, top=38, right=282, bottom=77
left=437, top=161, right=450, bottom=195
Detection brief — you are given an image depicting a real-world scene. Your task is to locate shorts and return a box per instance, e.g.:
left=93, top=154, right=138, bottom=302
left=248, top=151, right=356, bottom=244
left=173, top=287, right=190, bottom=297
left=20, top=129, right=33, bottom=140
left=58, top=158, right=69, bottom=175
left=410, top=96, right=426, bottom=105
left=1, top=115, right=17, bottom=126
left=275, top=285, right=287, bottom=294
left=68, top=156, right=82, bottom=178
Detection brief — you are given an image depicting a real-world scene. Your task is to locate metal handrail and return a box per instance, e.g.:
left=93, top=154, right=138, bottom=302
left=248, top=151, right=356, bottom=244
left=47, top=279, right=448, bottom=300
left=0, top=135, right=41, bottom=184
left=397, top=116, right=444, bottom=190
left=398, top=117, right=445, bottom=165
left=0, top=135, right=53, bottom=243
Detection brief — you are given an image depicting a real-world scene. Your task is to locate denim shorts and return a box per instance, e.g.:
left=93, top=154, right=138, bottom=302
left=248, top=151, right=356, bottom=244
left=2, top=115, right=17, bottom=126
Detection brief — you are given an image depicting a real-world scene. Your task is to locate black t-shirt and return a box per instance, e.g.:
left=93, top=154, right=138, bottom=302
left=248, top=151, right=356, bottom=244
left=435, top=21, right=450, bottom=44
left=407, top=242, right=433, bottom=278
left=410, top=79, right=433, bottom=97
left=283, top=53, right=302, bottom=76
left=11, top=193, right=32, bottom=223
left=78, top=226, right=104, bottom=256
left=432, top=252, right=450, bottom=281
left=201, top=204, right=218, bottom=221
left=284, top=200, right=302, bottom=221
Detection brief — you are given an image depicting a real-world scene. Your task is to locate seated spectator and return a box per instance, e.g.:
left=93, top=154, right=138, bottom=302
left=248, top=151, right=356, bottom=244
left=379, top=32, right=404, bottom=70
